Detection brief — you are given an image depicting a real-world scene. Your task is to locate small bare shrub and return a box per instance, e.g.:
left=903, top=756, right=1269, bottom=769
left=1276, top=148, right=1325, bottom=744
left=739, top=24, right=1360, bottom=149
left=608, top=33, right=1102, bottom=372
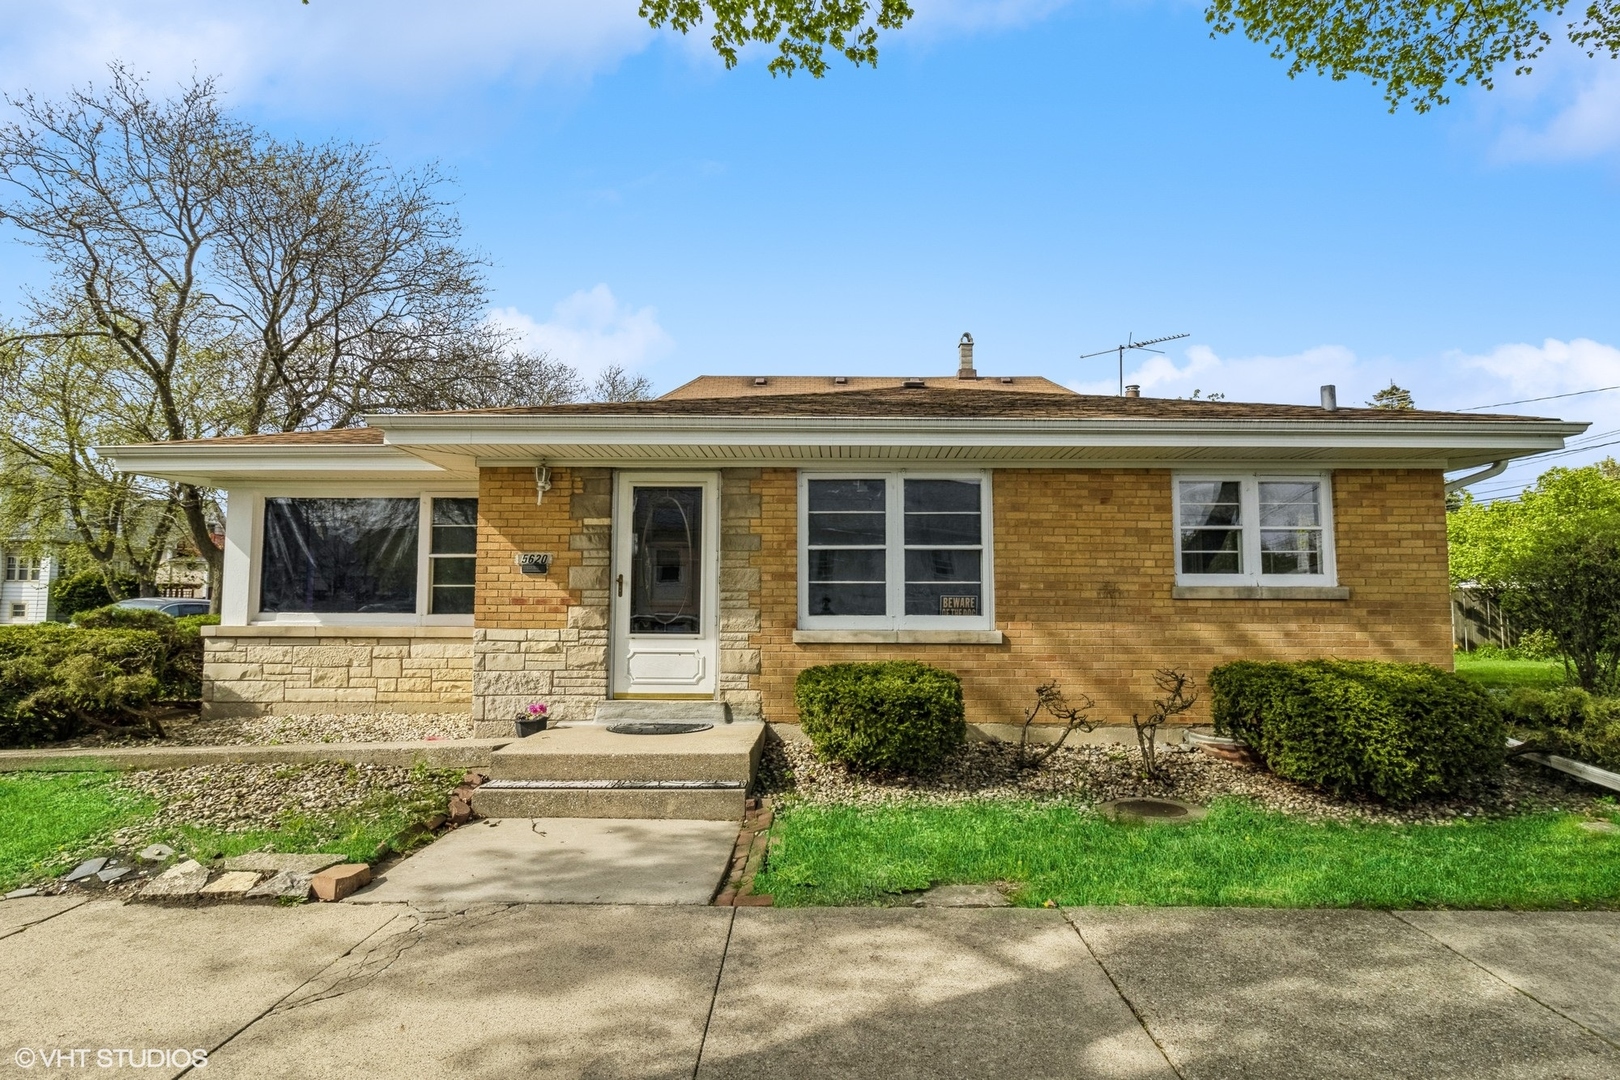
left=1131, top=669, right=1197, bottom=780
left=1016, top=682, right=1097, bottom=769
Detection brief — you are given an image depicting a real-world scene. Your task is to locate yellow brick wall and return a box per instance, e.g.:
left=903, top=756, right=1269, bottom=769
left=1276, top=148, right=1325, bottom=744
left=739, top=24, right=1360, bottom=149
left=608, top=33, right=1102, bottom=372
left=476, top=466, right=588, bottom=628
left=752, top=467, right=1453, bottom=727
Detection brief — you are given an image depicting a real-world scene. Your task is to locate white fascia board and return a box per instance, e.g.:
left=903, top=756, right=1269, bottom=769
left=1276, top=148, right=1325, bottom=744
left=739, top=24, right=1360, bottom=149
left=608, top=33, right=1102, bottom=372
left=97, top=444, right=448, bottom=486
left=368, top=414, right=1586, bottom=458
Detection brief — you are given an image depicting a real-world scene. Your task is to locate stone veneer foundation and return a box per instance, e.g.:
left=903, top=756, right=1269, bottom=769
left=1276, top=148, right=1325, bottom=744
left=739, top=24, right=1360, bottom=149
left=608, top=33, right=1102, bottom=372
left=468, top=466, right=766, bottom=737
left=201, top=626, right=473, bottom=718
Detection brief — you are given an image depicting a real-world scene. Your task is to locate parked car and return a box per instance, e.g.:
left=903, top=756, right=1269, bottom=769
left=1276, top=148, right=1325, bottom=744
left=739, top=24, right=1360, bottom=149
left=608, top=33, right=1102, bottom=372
left=113, top=597, right=213, bottom=618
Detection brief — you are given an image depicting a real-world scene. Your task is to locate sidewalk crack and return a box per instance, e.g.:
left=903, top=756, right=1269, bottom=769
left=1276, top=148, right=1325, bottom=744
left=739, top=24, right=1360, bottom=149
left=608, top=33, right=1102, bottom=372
left=691, top=906, right=737, bottom=1080
left=1389, top=910, right=1620, bottom=1052
left=1062, top=913, right=1187, bottom=1080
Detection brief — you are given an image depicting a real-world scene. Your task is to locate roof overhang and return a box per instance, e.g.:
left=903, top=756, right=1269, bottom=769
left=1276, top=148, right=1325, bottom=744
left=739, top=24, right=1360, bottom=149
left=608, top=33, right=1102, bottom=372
left=95, top=443, right=461, bottom=486
left=100, top=413, right=1589, bottom=486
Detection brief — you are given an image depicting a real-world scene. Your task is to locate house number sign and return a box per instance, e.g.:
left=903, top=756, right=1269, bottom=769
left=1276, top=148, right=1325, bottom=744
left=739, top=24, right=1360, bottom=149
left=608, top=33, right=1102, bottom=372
left=516, top=553, right=553, bottom=576
left=940, top=595, right=978, bottom=616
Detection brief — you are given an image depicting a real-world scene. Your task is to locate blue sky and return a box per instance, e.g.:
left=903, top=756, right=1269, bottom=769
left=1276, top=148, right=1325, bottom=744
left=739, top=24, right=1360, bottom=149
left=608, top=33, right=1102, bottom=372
left=1, top=0, right=1617, bottom=498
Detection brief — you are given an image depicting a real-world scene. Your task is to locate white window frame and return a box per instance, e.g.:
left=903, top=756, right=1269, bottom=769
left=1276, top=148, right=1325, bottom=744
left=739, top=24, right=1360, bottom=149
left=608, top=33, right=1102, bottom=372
left=798, top=469, right=995, bottom=631
left=249, top=489, right=478, bottom=626
left=1172, top=472, right=1337, bottom=588
left=4, top=556, right=41, bottom=582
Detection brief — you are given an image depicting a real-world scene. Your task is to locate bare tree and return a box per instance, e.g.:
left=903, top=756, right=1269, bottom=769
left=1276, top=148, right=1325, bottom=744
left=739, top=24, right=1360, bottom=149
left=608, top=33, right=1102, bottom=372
left=590, top=363, right=655, bottom=402
left=0, top=67, right=557, bottom=603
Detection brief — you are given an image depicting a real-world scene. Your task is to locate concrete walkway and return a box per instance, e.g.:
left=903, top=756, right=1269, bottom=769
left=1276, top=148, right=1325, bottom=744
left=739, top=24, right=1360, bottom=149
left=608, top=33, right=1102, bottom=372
left=0, top=901, right=1615, bottom=1079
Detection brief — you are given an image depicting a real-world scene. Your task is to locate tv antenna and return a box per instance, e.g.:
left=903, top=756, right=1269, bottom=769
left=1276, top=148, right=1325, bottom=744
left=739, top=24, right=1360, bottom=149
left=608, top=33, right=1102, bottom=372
left=1080, top=332, right=1191, bottom=396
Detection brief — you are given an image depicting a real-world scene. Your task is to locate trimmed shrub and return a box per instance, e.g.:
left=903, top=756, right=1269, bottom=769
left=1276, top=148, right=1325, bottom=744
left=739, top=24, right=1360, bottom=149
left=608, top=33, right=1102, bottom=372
left=0, top=624, right=166, bottom=747
left=49, top=569, right=141, bottom=622
left=795, top=661, right=966, bottom=774
left=72, top=606, right=215, bottom=700
left=1500, top=687, right=1620, bottom=771
left=1211, top=660, right=1505, bottom=804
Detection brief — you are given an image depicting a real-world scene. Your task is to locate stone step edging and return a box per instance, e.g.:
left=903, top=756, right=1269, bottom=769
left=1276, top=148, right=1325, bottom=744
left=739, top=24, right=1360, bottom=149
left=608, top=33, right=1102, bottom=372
left=0, top=738, right=513, bottom=773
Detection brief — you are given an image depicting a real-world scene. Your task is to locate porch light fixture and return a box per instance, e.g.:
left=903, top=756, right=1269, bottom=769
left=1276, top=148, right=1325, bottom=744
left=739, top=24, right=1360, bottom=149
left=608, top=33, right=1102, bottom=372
left=534, top=464, right=552, bottom=505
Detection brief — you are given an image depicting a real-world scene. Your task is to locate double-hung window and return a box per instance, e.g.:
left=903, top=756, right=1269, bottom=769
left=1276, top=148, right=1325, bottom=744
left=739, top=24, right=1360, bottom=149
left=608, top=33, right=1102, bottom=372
left=800, top=471, right=993, bottom=629
left=4, top=557, right=41, bottom=582
left=1174, top=474, right=1335, bottom=586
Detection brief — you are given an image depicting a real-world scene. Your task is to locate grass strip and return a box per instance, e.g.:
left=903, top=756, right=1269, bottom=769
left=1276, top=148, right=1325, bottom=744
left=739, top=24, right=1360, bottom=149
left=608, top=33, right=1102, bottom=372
left=1453, top=654, right=1569, bottom=691
left=0, top=772, right=157, bottom=892
left=752, top=799, right=1620, bottom=909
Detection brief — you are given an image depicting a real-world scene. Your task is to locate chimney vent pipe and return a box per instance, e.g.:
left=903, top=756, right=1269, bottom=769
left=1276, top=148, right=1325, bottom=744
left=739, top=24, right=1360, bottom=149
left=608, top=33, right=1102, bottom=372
left=1320, top=384, right=1338, bottom=411
left=1124, top=384, right=1141, bottom=398
left=957, top=333, right=976, bottom=379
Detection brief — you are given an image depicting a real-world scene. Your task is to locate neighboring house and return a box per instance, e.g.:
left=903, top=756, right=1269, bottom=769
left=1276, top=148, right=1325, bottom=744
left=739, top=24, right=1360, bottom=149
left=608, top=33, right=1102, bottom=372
left=101, top=342, right=1585, bottom=731
left=0, top=545, right=57, bottom=624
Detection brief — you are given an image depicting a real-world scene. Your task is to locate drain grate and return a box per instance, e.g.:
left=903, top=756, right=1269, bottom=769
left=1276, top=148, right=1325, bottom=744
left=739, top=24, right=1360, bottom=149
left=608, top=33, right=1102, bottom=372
left=606, top=722, right=714, bottom=735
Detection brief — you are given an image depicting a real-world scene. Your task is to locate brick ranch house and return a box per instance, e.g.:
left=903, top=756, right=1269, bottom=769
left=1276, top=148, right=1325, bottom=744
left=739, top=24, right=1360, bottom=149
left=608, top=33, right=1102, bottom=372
left=101, top=350, right=1583, bottom=738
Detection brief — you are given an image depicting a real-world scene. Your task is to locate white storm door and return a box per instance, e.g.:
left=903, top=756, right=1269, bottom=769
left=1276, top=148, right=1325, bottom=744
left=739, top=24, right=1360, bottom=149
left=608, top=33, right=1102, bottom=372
left=611, top=473, right=719, bottom=698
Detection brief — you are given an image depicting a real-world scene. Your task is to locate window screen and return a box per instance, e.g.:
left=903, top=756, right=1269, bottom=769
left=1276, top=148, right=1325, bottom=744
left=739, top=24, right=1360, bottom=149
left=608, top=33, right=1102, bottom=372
left=260, top=498, right=419, bottom=613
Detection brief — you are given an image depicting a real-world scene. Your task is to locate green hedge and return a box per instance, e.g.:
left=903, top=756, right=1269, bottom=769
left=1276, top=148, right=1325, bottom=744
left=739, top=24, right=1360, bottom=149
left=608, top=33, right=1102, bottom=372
left=1500, top=687, right=1620, bottom=771
left=1211, top=660, right=1505, bottom=804
left=794, top=661, right=966, bottom=774
left=0, top=608, right=217, bottom=748
left=49, top=569, right=141, bottom=621
left=0, top=625, right=166, bottom=747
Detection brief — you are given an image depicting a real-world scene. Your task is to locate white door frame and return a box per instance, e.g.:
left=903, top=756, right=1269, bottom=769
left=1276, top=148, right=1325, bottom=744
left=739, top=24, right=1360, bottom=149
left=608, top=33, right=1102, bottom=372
left=610, top=471, right=721, bottom=699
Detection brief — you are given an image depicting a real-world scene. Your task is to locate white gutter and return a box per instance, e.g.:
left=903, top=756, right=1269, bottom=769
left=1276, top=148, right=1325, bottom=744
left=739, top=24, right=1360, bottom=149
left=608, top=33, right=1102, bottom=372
left=1444, top=460, right=1509, bottom=494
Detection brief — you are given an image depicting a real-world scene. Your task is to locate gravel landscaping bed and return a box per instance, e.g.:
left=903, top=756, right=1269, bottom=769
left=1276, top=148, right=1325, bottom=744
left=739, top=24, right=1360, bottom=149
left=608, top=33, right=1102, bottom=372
left=758, top=736, right=1616, bottom=824
left=110, top=762, right=454, bottom=837
left=49, top=710, right=476, bottom=748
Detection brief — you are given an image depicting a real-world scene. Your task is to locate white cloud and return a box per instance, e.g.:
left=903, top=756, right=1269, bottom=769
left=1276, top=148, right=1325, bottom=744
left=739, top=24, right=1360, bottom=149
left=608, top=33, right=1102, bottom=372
left=1452, top=338, right=1620, bottom=398
left=0, top=1, right=653, bottom=108
left=1077, top=336, right=1620, bottom=414
left=1476, top=43, right=1620, bottom=162
left=1070, top=343, right=1362, bottom=404
left=490, top=285, right=673, bottom=378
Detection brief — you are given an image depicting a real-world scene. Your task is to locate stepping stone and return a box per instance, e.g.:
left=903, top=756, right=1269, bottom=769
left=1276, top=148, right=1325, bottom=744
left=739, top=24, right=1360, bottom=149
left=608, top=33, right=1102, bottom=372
left=1580, top=820, right=1620, bottom=835
left=96, top=866, right=133, bottom=884
left=245, top=871, right=314, bottom=903
left=199, top=871, right=262, bottom=900
left=135, top=859, right=210, bottom=902
left=62, top=858, right=109, bottom=883
left=138, top=844, right=175, bottom=862
left=912, top=884, right=1011, bottom=908
left=222, top=853, right=346, bottom=875
left=3, top=888, right=40, bottom=900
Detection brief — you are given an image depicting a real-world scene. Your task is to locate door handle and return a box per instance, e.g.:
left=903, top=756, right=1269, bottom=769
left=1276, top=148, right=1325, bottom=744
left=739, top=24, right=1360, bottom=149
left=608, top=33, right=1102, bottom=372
left=617, top=573, right=624, bottom=597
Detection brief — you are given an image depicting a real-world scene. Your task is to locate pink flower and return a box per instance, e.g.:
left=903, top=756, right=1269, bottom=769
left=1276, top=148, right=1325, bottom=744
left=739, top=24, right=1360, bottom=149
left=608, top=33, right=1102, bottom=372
left=526, top=702, right=548, bottom=716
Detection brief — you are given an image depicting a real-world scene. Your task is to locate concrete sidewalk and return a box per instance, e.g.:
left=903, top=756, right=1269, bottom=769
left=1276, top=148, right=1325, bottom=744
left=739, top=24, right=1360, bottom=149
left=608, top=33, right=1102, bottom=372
left=0, top=902, right=1615, bottom=1079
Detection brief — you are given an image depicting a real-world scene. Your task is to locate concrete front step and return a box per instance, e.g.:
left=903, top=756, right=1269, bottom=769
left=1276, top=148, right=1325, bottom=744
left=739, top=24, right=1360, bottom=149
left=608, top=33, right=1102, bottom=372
left=472, top=782, right=746, bottom=821
left=488, top=721, right=764, bottom=783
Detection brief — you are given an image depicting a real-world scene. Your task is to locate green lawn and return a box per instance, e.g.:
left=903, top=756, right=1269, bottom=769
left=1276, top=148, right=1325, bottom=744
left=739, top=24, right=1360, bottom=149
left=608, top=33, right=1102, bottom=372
left=752, top=800, right=1620, bottom=909
left=1454, top=653, right=1569, bottom=691
left=0, top=765, right=459, bottom=892
left=0, top=772, right=156, bottom=892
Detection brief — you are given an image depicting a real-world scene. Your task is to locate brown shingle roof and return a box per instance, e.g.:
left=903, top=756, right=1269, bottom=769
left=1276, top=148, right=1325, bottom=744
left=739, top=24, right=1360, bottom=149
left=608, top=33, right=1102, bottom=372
left=660, top=375, right=1076, bottom=398
left=435, top=387, right=1539, bottom=422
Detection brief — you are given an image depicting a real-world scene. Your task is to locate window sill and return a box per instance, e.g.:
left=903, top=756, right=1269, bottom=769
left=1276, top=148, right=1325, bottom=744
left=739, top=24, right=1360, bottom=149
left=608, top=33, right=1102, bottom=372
left=793, top=629, right=1005, bottom=645
left=1171, top=586, right=1350, bottom=601
left=204, top=624, right=474, bottom=639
